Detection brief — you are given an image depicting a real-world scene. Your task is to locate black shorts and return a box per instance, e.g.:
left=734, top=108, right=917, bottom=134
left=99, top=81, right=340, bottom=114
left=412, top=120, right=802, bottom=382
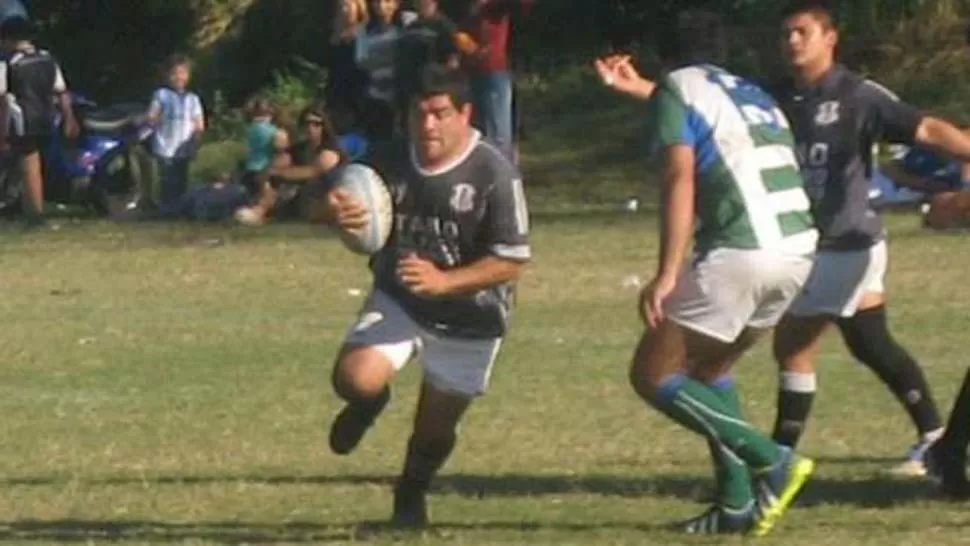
left=11, top=135, right=50, bottom=155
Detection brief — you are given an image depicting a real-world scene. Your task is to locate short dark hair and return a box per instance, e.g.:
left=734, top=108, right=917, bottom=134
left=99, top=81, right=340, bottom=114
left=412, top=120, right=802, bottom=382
left=412, top=63, right=472, bottom=109
left=781, top=0, right=836, bottom=30
left=244, top=94, right=276, bottom=121
left=655, top=9, right=727, bottom=65
left=0, top=16, right=33, bottom=42
left=166, top=54, right=192, bottom=73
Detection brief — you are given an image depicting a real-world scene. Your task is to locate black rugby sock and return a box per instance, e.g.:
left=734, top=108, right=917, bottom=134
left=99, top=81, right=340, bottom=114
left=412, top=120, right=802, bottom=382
left=837, top=306, right=942, bottom=437
left=772, top=372, right=816, bottom=448
left=399, top=432, right=456, bottom=491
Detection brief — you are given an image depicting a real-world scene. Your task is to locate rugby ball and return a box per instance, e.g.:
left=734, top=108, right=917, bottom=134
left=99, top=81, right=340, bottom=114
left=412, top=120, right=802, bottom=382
left=331, top=163, right=393, bottom=255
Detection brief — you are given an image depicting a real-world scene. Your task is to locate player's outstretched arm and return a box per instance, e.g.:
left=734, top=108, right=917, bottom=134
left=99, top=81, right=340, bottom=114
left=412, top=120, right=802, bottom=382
left=915, top=117, right=970, bottom=163
left=594, top=55, right=657, bottom=100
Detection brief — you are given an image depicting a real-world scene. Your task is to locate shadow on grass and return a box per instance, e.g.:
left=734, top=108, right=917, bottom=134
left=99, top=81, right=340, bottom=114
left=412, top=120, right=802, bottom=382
left=0, top=471, right=940, bottom=509
left=0, top=520, right=351, bottom=544
left=0, top=518, right=678, bottom=544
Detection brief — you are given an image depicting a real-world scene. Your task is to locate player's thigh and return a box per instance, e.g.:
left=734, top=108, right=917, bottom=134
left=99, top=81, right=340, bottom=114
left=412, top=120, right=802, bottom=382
left=334, top=291, right=420, bottom=396
left=787, top=242, right=886, bottom=318
left=418, top=333, right=502, bottom=399
left=412, top=380, right=473, bottom=440
left=689, top=326, right=768, bottom=383
left=632, top=319, right=750, bottom=399
left=856, top=242, right=889, bottom=311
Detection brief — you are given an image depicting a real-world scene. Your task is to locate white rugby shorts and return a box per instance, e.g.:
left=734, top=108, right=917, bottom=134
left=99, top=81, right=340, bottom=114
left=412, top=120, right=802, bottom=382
left=343, top=291, right=502, bottom=398
left=787, top=240, right=887, bottom=318
left=665, top=248, right=814, bottom=343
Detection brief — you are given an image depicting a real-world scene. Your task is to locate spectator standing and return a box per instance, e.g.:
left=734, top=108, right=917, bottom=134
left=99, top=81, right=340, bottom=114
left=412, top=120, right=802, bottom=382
left=145, top=55, right=205, bottom=217
left=462, top=0, right=533, bottom=162
left=355, top=0, right=414, bottom=142
left=327, top=0, right=369, bottom=121
left=0, top=0, right=26, bottom=25
left=396, top=0, right=470, bottom=131
left=0, top=16, right=78, bottom=227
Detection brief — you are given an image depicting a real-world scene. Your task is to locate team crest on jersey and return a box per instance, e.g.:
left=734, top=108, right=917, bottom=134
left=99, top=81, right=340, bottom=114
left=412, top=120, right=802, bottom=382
left=449, top=184, right=476, bottom=213
left=814, top=101, right=841, bottom=125
left=393, top=183, right=408, bottom=205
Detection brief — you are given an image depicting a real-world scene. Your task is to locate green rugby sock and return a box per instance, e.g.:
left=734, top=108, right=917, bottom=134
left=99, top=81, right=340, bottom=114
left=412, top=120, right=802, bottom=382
left=707, top=376, right=753, bottom=510
left=652, top=375, right=782, bottom=471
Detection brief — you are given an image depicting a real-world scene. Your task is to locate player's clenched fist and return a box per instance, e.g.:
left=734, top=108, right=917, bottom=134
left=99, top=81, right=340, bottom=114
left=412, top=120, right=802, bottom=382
left=397, top=253, right=451, bottom=297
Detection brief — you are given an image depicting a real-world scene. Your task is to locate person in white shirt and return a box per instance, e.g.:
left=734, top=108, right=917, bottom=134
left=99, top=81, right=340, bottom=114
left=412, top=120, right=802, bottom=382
left=145, top=55, right=205, bottom=216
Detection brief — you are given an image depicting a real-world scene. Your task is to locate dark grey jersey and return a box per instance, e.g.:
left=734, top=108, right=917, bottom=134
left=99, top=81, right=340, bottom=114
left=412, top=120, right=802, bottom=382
left=774, top=65, right=922, bottom=250
left=368, top=132, right=531, bottom=339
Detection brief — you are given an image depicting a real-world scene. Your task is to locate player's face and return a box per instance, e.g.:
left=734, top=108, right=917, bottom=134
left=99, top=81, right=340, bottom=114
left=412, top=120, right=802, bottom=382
left=169, top=64, right=190, bottom=91
left=303, top=115, right=324, bottom=142
left=340, top=0, right=359, bottom=23
left=372, top=0, right=398, bottom=24
left=410, top=93, right=472, bottom=166
left=781, top=12, right=837, bottom=71
left=418, top=0, right=438, bottom=18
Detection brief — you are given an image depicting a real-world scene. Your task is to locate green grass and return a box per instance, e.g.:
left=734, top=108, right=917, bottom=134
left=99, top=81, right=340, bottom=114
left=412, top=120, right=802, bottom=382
left=0, top=211, right=968, bottom=545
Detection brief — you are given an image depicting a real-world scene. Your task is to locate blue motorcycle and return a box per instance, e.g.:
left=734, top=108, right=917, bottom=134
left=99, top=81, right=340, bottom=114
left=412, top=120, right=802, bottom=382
left=0, top=94, right=153, bottom=217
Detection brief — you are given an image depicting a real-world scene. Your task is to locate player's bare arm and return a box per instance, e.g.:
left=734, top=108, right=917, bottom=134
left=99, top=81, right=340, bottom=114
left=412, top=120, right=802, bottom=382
left=915, top=117, right=970, bottom=162
left=58, top=92, right=79, bottom=139
left=594, top=55, right=657, bottom=100
left=641, top=144, right=695, bottom=328
left=272, top=150, right=342, bottom=183
left=397, top=254, right=524, bottom=298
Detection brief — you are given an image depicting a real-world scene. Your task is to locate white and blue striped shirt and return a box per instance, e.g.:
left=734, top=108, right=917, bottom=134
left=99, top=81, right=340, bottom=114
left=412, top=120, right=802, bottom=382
left=150, top=87, right=203, bottom=158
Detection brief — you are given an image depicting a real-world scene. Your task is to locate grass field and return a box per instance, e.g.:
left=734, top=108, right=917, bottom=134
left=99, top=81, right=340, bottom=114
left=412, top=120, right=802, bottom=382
left=0, top=209, right=968, bottom=545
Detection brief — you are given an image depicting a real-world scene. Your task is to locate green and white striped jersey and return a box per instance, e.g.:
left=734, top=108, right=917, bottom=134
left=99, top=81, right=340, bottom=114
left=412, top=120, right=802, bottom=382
left=651, top=64, right=817, bottom=254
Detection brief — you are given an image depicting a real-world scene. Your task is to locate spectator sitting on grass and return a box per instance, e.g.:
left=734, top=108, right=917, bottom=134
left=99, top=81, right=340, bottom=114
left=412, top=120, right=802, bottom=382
left=231, top=95, right=289, bottom=220
left=235, top=102, right=345, bottom=225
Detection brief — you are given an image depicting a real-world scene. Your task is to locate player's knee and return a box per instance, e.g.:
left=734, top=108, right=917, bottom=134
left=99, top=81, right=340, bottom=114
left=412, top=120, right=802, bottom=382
left=331, top=348, right=394, bottom=401
left=628, top=334, right=677, bottom=401
left=629, top=361, right=678, bottom=404
left=773, top=329, right=816, bottom=374
left=629, top=360, right=657, bottom=401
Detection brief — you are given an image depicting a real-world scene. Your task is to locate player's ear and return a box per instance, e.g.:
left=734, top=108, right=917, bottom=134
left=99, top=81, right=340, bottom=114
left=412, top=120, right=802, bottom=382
left=459, top=101, right=473, bottom=124
left=825, top=26, right=838, bottom=49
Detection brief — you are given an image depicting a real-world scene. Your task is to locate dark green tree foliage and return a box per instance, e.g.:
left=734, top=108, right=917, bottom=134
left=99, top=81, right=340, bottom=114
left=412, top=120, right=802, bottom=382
left=16, top=0, right=965, bottom=105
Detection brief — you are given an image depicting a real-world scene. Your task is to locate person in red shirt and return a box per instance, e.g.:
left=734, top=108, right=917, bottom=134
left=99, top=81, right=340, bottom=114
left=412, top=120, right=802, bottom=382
left=462, top=0, right=532, bottom=162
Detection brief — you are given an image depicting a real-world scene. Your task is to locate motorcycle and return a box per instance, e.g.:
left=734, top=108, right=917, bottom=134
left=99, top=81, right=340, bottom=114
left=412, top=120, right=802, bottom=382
left=0, top=94, right=154, bottom=217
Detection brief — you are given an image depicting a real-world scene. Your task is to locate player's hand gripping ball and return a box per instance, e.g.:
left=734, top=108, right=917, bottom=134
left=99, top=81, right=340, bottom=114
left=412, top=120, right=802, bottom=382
left=327, top=164, right=393, bottom=255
